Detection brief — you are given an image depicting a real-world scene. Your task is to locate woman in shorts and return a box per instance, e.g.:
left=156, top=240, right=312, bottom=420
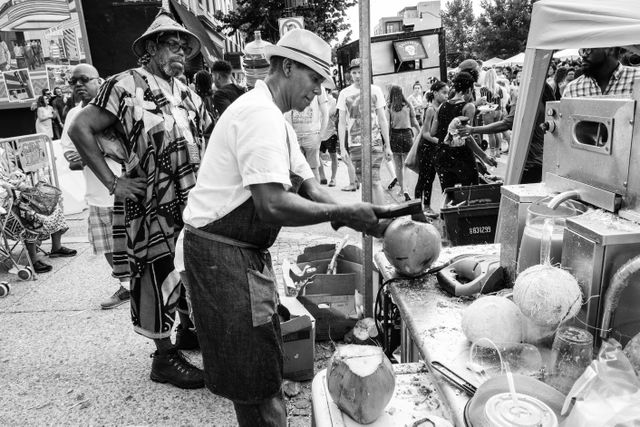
left=387, top=85, right=420, bottom=201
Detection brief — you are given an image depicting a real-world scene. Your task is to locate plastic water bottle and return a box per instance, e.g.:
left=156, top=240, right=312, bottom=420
left=242, top=31, right=272, bottom=88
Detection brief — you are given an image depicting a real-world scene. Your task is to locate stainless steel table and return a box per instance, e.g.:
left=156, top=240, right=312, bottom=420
left=374, top=244, right=501, bottom=427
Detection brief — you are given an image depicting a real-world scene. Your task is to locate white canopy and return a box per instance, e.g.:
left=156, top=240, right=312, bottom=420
left=553, top=48, right=580, bottom=60
left=504, top=0, right=640, bottom=185
left=483, top=57, right=504, bottom=66
left=527, top=0, right=640, bottom=49
left=496, top=52, right=525, bottom=66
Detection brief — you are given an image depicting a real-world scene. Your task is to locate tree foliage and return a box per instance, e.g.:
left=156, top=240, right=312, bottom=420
left=215, top=0, right=356, bottom=45
left=441, top=0, right=476, bottom=68
left=474, top=0, right=533, bottom=59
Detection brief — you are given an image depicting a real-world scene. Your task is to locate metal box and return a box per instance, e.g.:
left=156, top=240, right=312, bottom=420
left=562, top=211, right=640, bottom=346
left=496, top=183, right=552, bottom=283
left=546, top=97, right=636, bottom=196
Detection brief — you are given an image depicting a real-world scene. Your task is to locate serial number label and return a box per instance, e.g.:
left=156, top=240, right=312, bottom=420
left=469, top=226, right=492, bottom=235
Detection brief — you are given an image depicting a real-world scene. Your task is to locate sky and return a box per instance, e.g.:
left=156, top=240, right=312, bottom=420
left=340, top=0, right=483, bottom=41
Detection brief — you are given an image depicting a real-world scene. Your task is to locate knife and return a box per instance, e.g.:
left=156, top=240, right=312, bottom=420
left=331, top=199, right=424, bottom=231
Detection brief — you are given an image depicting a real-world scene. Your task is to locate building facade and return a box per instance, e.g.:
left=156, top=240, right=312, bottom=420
left=374, top=1, right=441, bottom=35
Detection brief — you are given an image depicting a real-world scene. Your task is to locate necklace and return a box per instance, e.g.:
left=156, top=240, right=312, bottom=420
left=143, top=68, right=200, bottom=164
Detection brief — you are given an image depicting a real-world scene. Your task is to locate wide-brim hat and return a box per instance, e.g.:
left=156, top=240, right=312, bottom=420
left=264, top=29, right=335, bottom=89
left=132, top=9, right=201, bottom=60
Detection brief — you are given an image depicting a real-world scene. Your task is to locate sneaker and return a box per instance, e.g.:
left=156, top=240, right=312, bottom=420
left=100, top=286, right=130, bottom=310
left=175, top=324, right=200, bottom=350
left=328, top=179, right=336, bottom=187
left=320, top=179, right=328, bottom=185
left=150, top=348, right=205, bottom=389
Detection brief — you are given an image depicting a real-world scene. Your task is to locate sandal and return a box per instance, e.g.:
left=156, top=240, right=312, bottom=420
left=49, top=247, right=77, bottom=258
left=33, top=260, right=52, bottom=273
left=328, top=179, right=336, bottom=187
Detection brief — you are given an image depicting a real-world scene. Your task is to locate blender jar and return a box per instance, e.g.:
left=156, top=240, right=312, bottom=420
left=517, top=196, right=588, bottom=273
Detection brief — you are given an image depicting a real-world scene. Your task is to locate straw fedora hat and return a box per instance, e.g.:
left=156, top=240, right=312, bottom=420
left=132, top=9, right=201, bottom=60
left=264, top=29, right=335, bottom=88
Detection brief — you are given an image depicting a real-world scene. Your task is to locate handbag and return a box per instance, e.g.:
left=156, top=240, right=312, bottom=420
left=404, top=134, right=422, bottom=174
left=19, top=181, right=61, bottom=216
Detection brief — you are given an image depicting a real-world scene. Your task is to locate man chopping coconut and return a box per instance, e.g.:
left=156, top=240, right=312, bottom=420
left=176, top=29, right=386, bottom=426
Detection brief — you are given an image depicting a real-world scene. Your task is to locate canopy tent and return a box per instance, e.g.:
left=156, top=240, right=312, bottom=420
left=504, top=0, right=640, bottom=185
left=553, top=48, right=580, bottom=60
left=496, top=52, right=525, bottom=66
left=483, top=57, right=504, bottom=66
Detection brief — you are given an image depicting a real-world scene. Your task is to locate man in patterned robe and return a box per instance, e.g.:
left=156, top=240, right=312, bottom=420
left=69, top=9, right=212, bottom=389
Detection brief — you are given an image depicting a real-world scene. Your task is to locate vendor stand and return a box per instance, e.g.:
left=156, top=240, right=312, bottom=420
left=314, top=0, right=640, bottom=425
left=357, top=0, right=640, bottom=424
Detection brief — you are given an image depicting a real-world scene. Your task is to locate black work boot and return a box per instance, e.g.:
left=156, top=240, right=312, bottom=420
left=150, top=348, right=205, bottom=389
left=175, top=324, right=200, bottom=351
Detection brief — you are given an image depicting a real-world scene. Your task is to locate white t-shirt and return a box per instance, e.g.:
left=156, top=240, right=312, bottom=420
left=319, top=95, right=337, bottom=141
left=60, top=105, right=121, bottom=207
left=284, top=90, right=327, bottom=137
left=175, top=80, right=314, bottom=272
left=336, top=84, right=386, bottom=147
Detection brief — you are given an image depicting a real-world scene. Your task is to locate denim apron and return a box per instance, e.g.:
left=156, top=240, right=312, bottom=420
left=182, top=131, right=304, bottom=404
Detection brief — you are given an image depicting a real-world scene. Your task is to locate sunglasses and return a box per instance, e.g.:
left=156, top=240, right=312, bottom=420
left=69, top=76, right=99, bottom=85
left=159, top=39, right=192, bottom=56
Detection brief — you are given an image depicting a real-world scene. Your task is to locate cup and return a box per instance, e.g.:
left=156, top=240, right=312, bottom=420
left=546, top=326, right=593, bottom=394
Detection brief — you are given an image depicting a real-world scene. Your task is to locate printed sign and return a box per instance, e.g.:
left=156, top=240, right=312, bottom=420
left=393, top=39, right=428, bottom=62
left=279, top=17, right=304, bottom=37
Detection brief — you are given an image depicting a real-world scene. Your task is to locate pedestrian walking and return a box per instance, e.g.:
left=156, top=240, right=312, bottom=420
left=387, top=85, right=420, bottom=201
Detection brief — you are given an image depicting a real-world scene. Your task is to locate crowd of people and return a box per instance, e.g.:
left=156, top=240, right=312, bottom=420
left=4, top=4, right=638, bottom=425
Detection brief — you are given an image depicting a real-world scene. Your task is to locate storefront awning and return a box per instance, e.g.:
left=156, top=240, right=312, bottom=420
left=170, top=0, right=223, bottom=64
left=393, top=38, right=427, bottom=62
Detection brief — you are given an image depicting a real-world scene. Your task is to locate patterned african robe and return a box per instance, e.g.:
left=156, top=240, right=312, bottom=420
left=91, top=67, right=212, bottom=278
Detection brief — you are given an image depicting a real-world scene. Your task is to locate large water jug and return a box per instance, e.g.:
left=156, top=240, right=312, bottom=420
left=242, top=31, right=272, bottom=88
left=517, top=196, right=587, bottom=273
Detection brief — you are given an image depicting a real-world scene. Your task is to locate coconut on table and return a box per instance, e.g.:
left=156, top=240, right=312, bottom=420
left=312, top=345, right=453, bottom=426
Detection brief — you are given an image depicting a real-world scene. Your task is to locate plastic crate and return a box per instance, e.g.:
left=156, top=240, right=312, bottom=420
left=440, top=183, right=502, bottom=246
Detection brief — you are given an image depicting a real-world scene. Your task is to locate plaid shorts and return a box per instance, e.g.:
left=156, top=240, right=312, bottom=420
left=88, top=205, right=114, bottom=255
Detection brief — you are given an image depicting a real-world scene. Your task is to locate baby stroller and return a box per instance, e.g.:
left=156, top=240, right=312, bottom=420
left=0, top=193, right=36, bottom=280
left=0, top=182, right=61, bottom=280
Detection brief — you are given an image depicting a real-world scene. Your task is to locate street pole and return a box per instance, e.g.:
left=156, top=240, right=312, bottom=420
left=359, top=0, right=374, bottom=317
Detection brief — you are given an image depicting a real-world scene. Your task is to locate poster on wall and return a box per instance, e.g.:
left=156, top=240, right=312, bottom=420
left=0, top=0, right=87, bottom=109
left=2, top=69, right=35, bottom=102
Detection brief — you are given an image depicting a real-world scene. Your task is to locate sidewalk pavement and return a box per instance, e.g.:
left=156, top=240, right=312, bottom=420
left=0, top=151, right=508, bottom=426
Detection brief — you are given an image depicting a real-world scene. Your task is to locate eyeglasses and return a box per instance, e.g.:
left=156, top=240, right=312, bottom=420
left=578, top=48, right=592, bottom=57
left=69, top=76, right=99, bottom=85
left=159, top=39, right=192, bottom=56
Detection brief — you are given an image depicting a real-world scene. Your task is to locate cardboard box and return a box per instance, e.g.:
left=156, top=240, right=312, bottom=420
left=280, top=296, right=315, bottom=381
left=292, top=255, right=363, bottom=341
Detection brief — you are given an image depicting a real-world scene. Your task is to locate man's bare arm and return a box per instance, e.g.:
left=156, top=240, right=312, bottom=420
left=68, top=105, right=146, bottom=200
